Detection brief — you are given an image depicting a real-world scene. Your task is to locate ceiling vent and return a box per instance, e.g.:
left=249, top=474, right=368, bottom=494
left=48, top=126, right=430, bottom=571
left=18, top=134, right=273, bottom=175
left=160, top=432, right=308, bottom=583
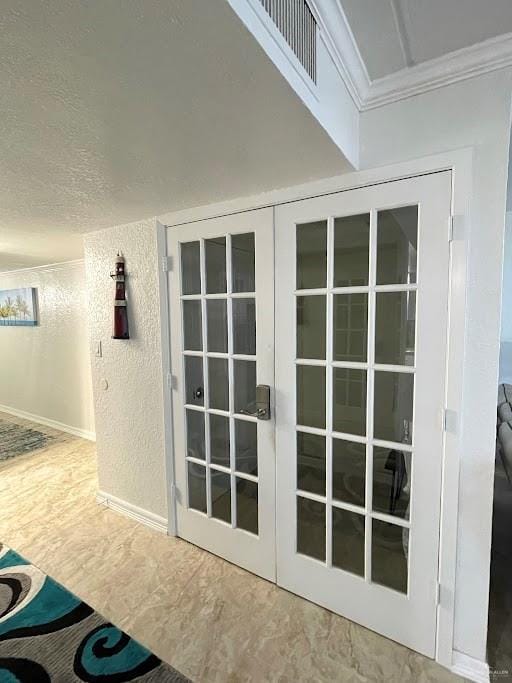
left=259, top=0, right=317, bottom=82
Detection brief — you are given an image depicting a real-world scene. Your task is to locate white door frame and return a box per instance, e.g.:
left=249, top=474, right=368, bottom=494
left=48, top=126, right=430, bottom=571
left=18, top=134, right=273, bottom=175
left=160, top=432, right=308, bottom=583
left=157, top=147, right=472, bottom=670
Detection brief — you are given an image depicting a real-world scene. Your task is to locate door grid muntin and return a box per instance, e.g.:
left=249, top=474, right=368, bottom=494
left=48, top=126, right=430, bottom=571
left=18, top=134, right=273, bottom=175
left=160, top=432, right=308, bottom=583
left=180, top=233, right=259, bottom=535
left=294, top=206, right=418, bottom=594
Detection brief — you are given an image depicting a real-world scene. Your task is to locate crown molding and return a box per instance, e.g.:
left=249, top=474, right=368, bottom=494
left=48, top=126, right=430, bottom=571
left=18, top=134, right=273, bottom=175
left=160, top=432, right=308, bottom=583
left=364, top=31, right=512, bottom=110
left=312, top=2, right=512, bottom=112
left=0, top=258, right=84, bottom=276
left=307, top=0, right=370, bottom=109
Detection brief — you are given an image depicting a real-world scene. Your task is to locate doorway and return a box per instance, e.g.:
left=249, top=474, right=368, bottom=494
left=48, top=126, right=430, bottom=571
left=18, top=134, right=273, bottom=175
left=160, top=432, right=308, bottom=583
left=166, top=171, right=452, bottom=658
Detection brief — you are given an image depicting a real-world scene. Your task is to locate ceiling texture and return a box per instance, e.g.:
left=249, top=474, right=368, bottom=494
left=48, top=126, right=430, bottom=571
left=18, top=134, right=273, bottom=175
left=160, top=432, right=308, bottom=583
left=3, top=0, right=512, bottom=271
left=0, top=0, right=348, bottom=271
left=340, top=0, right=512, bottom=80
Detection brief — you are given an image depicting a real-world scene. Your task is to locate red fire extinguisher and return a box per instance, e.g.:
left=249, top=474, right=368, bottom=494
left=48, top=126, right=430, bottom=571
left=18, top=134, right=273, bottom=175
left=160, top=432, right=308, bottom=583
left=111, top=253, right=129, bottom=340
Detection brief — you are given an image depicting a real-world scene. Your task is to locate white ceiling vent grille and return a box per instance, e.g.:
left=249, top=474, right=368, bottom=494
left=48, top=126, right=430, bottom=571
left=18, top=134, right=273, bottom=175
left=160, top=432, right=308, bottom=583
left=259, top=0, right=317, bottom=82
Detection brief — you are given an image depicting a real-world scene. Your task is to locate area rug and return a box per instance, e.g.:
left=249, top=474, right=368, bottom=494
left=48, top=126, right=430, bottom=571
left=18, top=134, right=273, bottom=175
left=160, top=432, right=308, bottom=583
left=0, top=419, right=55, bottom=462
left=0, top=544, right=190, bottom=682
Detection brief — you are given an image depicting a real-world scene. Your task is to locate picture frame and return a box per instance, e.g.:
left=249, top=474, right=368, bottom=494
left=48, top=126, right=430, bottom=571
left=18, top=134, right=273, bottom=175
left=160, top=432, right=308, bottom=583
left=0, top=288, right=38, bottom=326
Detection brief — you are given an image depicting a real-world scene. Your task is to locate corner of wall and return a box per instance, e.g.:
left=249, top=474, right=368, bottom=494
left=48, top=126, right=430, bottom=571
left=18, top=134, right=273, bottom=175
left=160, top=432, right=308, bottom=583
left=83, top=217, right=168, bottom=520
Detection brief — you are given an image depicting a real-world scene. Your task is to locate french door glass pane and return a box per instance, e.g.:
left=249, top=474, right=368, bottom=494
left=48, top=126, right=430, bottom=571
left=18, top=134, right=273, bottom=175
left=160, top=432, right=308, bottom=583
left=297, top=296, right=326, bottom=360
left=181, top=241, right=201, bottom=295
left=208, top=358, right=229, bottom=411
left=333, top=293, right=368, bottom=362
left=334, top=214, right=370, bottom=287
left=332, top=507, right=365, bottom=577
left=296, top=221, right=327, bottom=289
left=232, top=233, right=255, bottom=293
left=375, top=291, right=416, bottom=366
left=333, top=368, right=366, bottom=435
left=205, top=237, right=227, bottom=293
left=297, top=496, right=325, bottom=561
left=297, top=365, right=325, bottom=429
left=211, top=471, right=231, bottom=523
left=185, top=356, right=204, bottom=406
left=188, top=462, right=207, bottom=513
left=376, top=206, right=418, bottom=285
left=233, top=298, right=256, bottom=355
left=234, top=360, right=257, bottom=413
left=235, top=419, right=257, bottom=475
left=332, top=439, right=365, bottom=506
left=372, top=520, right=409, bottom=594
left=183, top=300, right=202, bottom=351
left=297, top=432, right=326, bottom=496
left=290, top=197, right=423, bottom=609
left=186, top=410, right=205, bottom=460
left=236, top=478, right=258, bottom=534
left=180, top=231, right=261, bottom=535
left=207, top=300, right=228, bottom=353
left=373, top=447, right=411, bottom=520
left=209, top=414, right=230, bottom=467
left=374, top=372, right=414, bottom=443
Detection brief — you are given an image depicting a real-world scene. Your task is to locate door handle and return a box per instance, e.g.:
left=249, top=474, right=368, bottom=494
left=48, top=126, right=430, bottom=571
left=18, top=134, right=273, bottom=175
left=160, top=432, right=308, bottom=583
left=240, top=384, right=271, bottom=420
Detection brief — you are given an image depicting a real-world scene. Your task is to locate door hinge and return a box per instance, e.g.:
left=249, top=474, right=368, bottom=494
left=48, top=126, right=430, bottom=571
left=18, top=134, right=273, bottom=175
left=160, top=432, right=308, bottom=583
left=449, top=215, right=464, bottom=242
left=166, top=373, right=177, bottom=390
left=170, top=482, right=180, bottom=505
left=442, top=408, right=457, bottom=434
left=448, top=215, right=454, bottom=242
left=162, top=256, right=173, bottom=272
left=436, top=581, right=441, bottom=606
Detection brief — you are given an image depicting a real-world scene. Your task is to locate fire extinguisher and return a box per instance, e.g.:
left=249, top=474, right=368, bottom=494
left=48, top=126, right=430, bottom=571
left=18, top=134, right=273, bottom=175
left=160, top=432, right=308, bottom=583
left=111, top=253, right=130, bottom=340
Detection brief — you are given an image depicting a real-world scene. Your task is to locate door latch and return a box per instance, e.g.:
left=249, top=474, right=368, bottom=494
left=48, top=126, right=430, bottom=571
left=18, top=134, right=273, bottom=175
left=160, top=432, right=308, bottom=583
left=240, top=384, right=271, bottom=420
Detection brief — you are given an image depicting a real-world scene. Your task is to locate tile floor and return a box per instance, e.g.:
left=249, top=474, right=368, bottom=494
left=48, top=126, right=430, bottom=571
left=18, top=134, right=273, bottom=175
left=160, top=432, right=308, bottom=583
left=0, top=412, right=465, bottom=682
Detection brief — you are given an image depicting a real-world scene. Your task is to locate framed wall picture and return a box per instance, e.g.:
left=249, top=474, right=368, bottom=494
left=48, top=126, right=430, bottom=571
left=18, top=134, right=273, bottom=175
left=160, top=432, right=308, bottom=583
left=0, top=288, right=38, bottom=326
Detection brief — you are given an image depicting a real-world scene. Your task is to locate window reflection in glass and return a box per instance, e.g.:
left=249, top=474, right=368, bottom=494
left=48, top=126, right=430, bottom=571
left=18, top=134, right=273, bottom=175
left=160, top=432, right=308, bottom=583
left=377, top=207, right=418, bottom=286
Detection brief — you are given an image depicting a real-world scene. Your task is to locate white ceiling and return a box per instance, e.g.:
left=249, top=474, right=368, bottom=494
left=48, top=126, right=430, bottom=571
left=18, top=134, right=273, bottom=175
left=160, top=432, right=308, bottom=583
left=0, top=0, right=348, bottom=272
left=340, top=0, right=512, bottom=80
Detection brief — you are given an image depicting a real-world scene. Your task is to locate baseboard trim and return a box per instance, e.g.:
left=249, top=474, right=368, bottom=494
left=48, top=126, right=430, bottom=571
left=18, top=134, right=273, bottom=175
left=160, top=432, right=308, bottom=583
left=96, top=490, right=168, bottom=534
left=0, top=403, right=96, bottom=441
left=451, top=651, right=489, bottom=683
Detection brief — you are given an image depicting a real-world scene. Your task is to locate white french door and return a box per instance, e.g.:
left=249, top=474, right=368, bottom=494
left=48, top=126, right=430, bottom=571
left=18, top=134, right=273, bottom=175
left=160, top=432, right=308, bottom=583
left=167, top=208, right=276, bottom=581
left=167, top=171, right=452, bottom=657
left=275, top=171, right=451, bottom=657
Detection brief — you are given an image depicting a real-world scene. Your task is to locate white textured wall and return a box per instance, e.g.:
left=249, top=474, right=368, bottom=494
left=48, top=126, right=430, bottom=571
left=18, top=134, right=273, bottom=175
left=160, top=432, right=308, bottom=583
left=360, top=69, right=512, bottom=662
left=0, top=261, right=94, bottom=436
left=83, top=219, right=167, bottom=519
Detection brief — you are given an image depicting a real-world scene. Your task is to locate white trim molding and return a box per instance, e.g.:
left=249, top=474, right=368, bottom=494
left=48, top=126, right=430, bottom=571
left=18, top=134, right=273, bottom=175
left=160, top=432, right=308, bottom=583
left=365, top=32, right=512, bottom=110
left=451, top=651, right=490, bottom=683
left=308, top=0, right=368, bottom=109
left=309, top=2, right=512, bottom=111
left=96, top=491, right=168, bottom=534
left=0, top=403, right=96, bottom=441
left=0, top=259, right=85, bottom=277
left=156, top=220, right=178, bottom=537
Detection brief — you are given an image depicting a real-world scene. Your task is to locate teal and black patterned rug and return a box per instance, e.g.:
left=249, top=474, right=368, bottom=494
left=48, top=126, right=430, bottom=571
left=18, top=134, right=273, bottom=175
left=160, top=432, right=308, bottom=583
left=0, top=419, right=55, bottom=462
left=0, top=544, right=190, bottom=682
